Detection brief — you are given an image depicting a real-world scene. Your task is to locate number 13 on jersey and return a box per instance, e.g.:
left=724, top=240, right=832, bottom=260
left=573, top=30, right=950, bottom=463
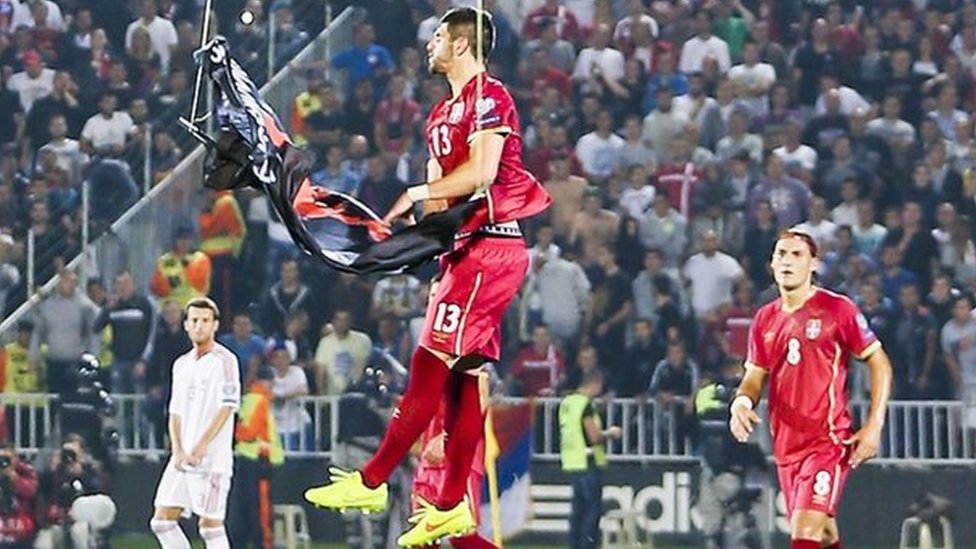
left=430, top=125, right=452, bottom=157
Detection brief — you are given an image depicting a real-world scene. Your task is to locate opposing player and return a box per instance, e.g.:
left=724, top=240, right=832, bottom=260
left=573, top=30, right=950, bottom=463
left=304, top=6, right=550, bottom=547
left=150, top=297, right=241, bottom=549
left=730, top=231, right=893, bottom=549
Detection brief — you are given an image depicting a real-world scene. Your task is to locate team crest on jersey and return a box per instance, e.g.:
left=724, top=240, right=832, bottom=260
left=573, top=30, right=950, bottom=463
left=476, top=97, right=495, bottom=115
left=806, top=319, right=821, bottom=340
left=449, top=102, right=465, bottom=124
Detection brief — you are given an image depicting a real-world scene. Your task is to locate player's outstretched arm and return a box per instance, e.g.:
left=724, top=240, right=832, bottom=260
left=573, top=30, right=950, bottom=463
left=383, top=132, right=506, bottom=223
left=844, top=347, right=892, bottom=468
left=729, top=363, right=767, bottom=443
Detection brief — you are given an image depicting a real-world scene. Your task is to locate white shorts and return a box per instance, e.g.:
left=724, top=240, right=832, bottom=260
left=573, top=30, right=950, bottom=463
left=153, top=460, right=231, bottom=520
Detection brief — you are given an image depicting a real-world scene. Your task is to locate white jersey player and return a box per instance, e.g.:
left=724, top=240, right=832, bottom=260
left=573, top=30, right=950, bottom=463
left=150, top=297, right=241, bottom=549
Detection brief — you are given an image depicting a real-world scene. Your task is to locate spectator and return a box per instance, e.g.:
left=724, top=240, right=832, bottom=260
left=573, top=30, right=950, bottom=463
left=619, top=163, right=655, bottom=220
left=727, top=40, right=775, bottom=116
left=589, top=245, right=633, bottom=384
left=217, top=312, right=266, bottom=384
left=891, top=284, right=938, bottom=400
left=569, top=188, right=619, bottom=266
left=257, top=259, right=312, bottom=338
left=880, top=244, right=918, bottom=303
left=647, top=341, right=698, bottom=449
left=690, top=192, right=746, bottom=258
left=25, top=196, right=71, bottom=286
left=574, top=108, right=623, bottom=183
left=613, top=0, right=659, bottom=47
left=814, top=73, right=870, bottom=116
left=0, top=441, right=38, bottom=549
left=149, top=227, right=211, bottom=308
left=640, top=191, right=687, bottom=269
left=523, top=16, right=577, bottom=75
left=867, top=95, right=916, bottom=151
left=373, top=73, right=420, bottom=163
left=0, top=69, right=25, bottom=148
left=25, top=71, right=81, bottom=154
left=940, top=295, right=976, bottom=403
left=851, top=200, right=887, bottom=257
left=620, top=317, right=666, bottom=396
left=543, top=152, right=587, bottom=241
left=0, top=236, right=21, bottom=318
left=357, top=155, right=403, bottom=216
left=632, top=248, right=684, bottom=324
left=146, top=300, right=190, bottom=452
left=312, top=144, right=361, bottom=195
left=748, top=154, right=811, bottom=231
left=79, top=92, right=135, bottom=158
left=373, top=313, right=411, bottom=369
left=572, top=23, right=626, bottom=101
left=792, top=18, right=841, bottom=108
left=714, top=108, right=762, bottom=164
left=773, top=119, right=817, bottom=178
left=506, top=324, right=565, bottom=396
left=939, top=215, right=976, bottom=288
left=38, top=114, right=87, bottom=186
left=329, top=22, right=394, bottom=99
left=416, top=0, right=450, bottom=48
left=522, top=0, right=582, bottom=44
left=884, top=201, right=939, bottom=291
left=642, top=48, right=688, bottom=114
left=929, top=84, right=969, bottom=139
left=199, top=191, right=246, bottom=320
left=679, top=10, right=730, bottom=75
left=641, top=87, right=689, bottom=164
left=6, top=50, right=55, bottom=114
left=682, top=229, right=744, bottom=325
left=92, top=270, right=155, bottom=393
left=617, top=114, right=656, bottom=174
left=29, top=270, right=98, bottom=397
left=370, top=272, right=422, bottom=323
left=124, top=0, right=177, bottom=74
left=268, top=339, right=311, bottom=451
left=314, top=310, right=372, bottom=395
left=831, top=179, right=860, bottom=228
left=794, top=197, right=838, bottom=252
left=523, top=248, right=591, bottom=346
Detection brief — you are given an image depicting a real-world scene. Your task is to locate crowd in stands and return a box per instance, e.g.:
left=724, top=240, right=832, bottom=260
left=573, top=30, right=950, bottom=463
left=4, top=0, right=976, bottom=455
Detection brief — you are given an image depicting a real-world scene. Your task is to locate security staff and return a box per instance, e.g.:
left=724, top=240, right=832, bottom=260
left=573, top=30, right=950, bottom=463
left=229, top=366, right=283, bottom=549
left=559, top=369, right=621, bottom=549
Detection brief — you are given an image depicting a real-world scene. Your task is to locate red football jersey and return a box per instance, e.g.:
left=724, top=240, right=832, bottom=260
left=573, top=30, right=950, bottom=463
left=425, top=72, right=551, bottom=233
left=747, top=288, right=880, bottom=464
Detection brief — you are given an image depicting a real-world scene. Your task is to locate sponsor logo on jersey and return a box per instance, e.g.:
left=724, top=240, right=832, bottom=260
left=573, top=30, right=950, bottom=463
left=449, top=102, right=465, bottom=124
left=806, top=319, right=821, bottom=340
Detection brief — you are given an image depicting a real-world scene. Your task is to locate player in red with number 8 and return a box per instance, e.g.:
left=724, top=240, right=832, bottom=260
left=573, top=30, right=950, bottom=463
left=304, top=6, right=550, bottom=548
left=729, top=230, right=893, bottom=549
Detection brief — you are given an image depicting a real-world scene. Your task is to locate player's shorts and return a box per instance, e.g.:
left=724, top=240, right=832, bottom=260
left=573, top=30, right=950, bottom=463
left=153, top=460, right=231, bottom=520
left=776, top=443, right=852, bottom=518
left=420, top=236, right=529, bottom=361
left=412, top=465, right=484, bottom=524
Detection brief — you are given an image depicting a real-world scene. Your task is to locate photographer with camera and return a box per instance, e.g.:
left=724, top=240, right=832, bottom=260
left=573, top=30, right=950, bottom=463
left=694, top=357, right=767, bottom=549
left=36, top=434, right=115, bottom=549
left=0, top=442, right=38, bottom=548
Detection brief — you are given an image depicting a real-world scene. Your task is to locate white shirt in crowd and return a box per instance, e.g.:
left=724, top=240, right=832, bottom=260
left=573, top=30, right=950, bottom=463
left=613, top=14, right=659, bottom=42
left=682, top=251, right=743, bottom=318
left=619, top=185, right=656, bottom=220
left=679, top=35, right=731, bottom=74
left=168, top=344, right=241, bottom=474
left=6, top=68, right=56, bottom=113
left=81, top=112, right=135, bottom=149
left=794, top=218, right=838, bottom=250
left=773, top=143, right=818, bottom=171
left=272, top=365, right=312, bottom=434
left=831, top=202, right=859, bottom=228
left=575, top=131, right=625, bottom=178
left=814, top=86, right=870, bottom=116
left=572, top=47, right=625, bottom=83
left=125, top=15, right=178, bottom=72
left=11, top=0, right=65, bottom=30
left=727, top=62, right=776, bottom=115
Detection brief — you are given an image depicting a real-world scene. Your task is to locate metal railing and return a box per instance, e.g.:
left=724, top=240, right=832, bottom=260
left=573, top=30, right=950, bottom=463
left=2, top=394, right=972, bottom=466
left=0, top=6, right=366, bottom=340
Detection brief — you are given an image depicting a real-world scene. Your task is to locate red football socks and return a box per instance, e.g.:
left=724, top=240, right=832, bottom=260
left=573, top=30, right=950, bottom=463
left=438, top=372, right=484, bottom=508
left=791, top=540, right=820, bottom=549
left=362, top=347, right=450, bottom=488
left=450, top=533, right=499, bottom=549
left=823, top=541, right=843, bottom=549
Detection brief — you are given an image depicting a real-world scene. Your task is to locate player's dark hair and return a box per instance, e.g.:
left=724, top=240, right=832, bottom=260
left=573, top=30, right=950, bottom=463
left=186, top=296, right=221, bottom=320
left=441, top=6, right=495, bottom=62
left=776, top=229, right=819, bottom=258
